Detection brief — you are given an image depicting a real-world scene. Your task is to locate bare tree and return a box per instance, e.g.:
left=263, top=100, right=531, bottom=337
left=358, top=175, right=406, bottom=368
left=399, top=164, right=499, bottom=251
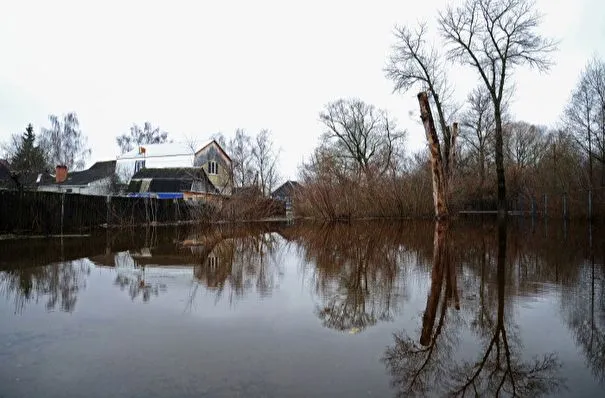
left=40, top=113, right=91, bottom=170
left=386, top=24, right=457, bottom=173
left=563, top=57, right=605, bottom=186
left=252, top=129, right=280, bottom=196
left=386, top=24, right=458, bottom=219
left=319, top=98, right=405, bottom=177
left=460, top=86, right=496, bottom=192
left=439, top=0, right=557, bottom=217
left=116, top=122, right=169, bottom=154
left=227, top=129, right=256, bottom=188
left=504, top=121, right=547, bottom=169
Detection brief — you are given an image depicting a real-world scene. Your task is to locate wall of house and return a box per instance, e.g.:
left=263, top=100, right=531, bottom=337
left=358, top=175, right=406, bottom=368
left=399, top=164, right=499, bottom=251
left=115, top=154, right=194, bottom=184
left=194, top=143, right=232, bottom=195
left=37, top=177, right=113, bottom=196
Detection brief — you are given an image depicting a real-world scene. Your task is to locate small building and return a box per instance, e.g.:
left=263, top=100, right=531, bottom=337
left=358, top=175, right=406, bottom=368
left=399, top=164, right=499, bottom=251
left=271, top=180, right=301, bottom=204
left=116, top=140, right=233, bottom=196
left=37, top=161, right=117, bottom=196
left=127, top=167, right=219, bottom=200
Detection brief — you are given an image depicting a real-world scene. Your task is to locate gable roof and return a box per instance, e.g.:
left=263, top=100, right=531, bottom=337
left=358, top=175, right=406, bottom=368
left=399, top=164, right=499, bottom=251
left=128, top=167, right=218, bottom=194
left=194, top=139, right=232, bottom=163
left=46, top=160, right=116, bottom=186
left=271, top=181, right=301, bottom=198
left=131, top=167, right=207, bottom=180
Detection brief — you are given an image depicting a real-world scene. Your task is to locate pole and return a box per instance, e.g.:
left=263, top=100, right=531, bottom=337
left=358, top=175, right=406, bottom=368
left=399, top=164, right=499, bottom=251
left=588, top=189, right=593, bottom=221
left=563, top=192, right=568, bottom=220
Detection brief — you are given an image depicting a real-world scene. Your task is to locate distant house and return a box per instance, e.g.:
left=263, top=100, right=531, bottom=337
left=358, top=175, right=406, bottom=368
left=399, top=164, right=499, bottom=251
left=38, top=161, right=117, bottom=196
left=271, top=181, right=301, bottom=204
left=0, top=160, right=54, bottom=191
left=0, top=160, right=16, bottom=190
left=126, top=167, right=219, bottom=200
left=116, top=140, right=233, bottom=195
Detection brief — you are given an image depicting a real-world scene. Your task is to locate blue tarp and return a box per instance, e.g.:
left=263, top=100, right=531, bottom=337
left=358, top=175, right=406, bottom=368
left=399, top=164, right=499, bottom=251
left=126, top=192, right=183, bottom=199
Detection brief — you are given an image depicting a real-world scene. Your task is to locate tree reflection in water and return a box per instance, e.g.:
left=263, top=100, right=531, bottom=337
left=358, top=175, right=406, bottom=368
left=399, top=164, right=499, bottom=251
left=561, top=223, right=605, bottom=383
left=0, top=259, right=91, bottom=314
left=383, top=220, right=563, bottom=397
left=285, top=222, right=412, bottom=333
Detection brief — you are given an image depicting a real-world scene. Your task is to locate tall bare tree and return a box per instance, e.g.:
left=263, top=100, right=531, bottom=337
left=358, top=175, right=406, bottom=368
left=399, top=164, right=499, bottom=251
left=439, top=0, right=557, bottom=217
left=116, top=122, right=169, bottom=154
left=460, top=86, right=496, bottom=191
left=228, top=129, right=256, bottom=188
left=563, top=57, right=605, bottom=186
left=319, top=98, right=405, bottom=177
left=386, top=24, right=458, bottom=219
left=252, top=129, right=280, bottom=196
left=40, top=113, right=91, bottom=171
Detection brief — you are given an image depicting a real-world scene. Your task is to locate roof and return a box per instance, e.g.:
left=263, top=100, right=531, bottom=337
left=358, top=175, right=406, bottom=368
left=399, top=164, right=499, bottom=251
left=128, top=167, right=218, bottom=194
left=271, top=181, right=301, bottom=198
left=117, top=141, right=212, bottom=160
left=131, top=167, right=206, bottom=180
left=53, top=160, right=116, bottom=186
left=195, top=140, right=232, bottom=163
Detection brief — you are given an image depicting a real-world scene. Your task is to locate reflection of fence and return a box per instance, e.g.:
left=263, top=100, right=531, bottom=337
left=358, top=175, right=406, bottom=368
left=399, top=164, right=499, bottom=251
left=0, top=190, right=212, bottom=234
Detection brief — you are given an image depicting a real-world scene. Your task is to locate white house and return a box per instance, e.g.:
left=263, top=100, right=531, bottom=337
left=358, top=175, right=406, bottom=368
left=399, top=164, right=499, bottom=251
left=116, top=140, right=233, bottom=195
left=37, top=161, right=117, bottom=196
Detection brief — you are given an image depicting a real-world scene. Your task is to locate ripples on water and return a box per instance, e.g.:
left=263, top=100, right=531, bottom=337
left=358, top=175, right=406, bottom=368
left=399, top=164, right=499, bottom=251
left=0, top=220, right=604, bottom=397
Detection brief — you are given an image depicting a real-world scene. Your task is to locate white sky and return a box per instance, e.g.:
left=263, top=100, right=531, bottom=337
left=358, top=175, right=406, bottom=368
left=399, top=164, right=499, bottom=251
left=1, top=0, right=604, bottom=180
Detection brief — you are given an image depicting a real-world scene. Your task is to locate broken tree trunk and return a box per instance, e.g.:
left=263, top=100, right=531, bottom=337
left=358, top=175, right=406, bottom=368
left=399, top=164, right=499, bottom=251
left=418, top=91, right=449, bottom=219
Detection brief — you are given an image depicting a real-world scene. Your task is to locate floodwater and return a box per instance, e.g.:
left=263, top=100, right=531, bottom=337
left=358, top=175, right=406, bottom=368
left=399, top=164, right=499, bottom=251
left=0, top=220, right=603, bottom=397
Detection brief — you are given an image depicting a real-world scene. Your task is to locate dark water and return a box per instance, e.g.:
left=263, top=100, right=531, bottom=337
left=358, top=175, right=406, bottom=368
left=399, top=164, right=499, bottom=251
left=0, top=220, right=604, bottom=397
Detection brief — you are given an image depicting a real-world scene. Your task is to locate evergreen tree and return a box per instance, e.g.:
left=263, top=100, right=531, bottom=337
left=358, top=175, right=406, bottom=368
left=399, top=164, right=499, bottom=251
left=10, top=124, right=48, bottom=173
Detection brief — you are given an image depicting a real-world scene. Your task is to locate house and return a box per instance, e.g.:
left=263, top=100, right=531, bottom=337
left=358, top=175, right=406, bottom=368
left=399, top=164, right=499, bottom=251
left=116, top=140, right=233, bottom=195
left=38, top=161, right=117, bottom=196
left=271, top=180, right=301, bottom=204
left=126, top=167, right=219, bottom=200
left=0, top=160, right=55, bottom=191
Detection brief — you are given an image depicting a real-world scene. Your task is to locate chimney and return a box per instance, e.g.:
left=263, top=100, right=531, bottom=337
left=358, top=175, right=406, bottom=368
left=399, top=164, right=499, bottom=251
left=55, top=165, right=67, bottom=183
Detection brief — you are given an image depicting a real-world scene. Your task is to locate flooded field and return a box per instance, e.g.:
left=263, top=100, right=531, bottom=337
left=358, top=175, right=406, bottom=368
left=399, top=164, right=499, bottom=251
left=1, top=220, right=604, bottom=397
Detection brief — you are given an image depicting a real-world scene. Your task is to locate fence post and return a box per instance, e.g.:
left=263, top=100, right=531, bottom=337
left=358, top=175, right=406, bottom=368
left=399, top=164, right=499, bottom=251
left=563, top=192, right=568, bottom=220
left=588, top=189, right=593, bottom=221
left=106, top=195, right=111, bottom=227
left=61, top=192, right=65, bottom=236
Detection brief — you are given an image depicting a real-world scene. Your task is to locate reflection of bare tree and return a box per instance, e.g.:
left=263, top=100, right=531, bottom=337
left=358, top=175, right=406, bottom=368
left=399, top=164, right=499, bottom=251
left=561, top=223, right=605, bottom=382
left=192, top=232, right=283, bottom=305
left=448, top=222, right=561, bottom=397
left=285, top=222, right=408, bottom=333
left=385, top=220, right=563, bottom=397
left=0, top=259, right=91, bottom=313
left=383, top=221, right=460, bottom=396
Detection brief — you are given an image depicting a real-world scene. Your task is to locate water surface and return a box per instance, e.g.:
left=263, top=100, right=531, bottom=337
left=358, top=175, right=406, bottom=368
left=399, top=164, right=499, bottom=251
left=1, top=220, right=604, bottom=397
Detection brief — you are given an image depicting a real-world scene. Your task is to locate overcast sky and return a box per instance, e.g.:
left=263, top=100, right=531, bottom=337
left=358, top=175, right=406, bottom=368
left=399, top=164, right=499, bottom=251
left=1, top=0, right=604, bottom=180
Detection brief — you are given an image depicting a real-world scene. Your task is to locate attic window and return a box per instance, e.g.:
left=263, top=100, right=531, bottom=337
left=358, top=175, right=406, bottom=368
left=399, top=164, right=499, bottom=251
left=134, top=160, right=146, bottom=173
left=208, top=161, right=218, bottom=175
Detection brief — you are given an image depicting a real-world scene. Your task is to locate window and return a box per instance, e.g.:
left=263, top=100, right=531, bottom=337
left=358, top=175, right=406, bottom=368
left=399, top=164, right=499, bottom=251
left=208, top=255, right=219, bottom=269
left=134, top=160, right=146, bottom=173
left=208, top=161, right=218, bottom=175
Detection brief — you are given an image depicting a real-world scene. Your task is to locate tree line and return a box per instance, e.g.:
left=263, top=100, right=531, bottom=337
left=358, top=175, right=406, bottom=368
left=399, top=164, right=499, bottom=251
left=297, top=0, right=605, bottom=220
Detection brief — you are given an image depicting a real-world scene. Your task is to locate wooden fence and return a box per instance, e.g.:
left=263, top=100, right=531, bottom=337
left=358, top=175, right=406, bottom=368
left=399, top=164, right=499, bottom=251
left=0, top=190, right=212, bottom=235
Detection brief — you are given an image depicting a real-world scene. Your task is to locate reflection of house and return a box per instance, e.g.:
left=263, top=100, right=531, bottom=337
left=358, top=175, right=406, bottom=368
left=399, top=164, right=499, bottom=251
left=127, top=167, right=219, bottom=200
left=271, top=180, right=301, bottom=205
left=37, top=161, right=117, bottom=195
left=116, top=140, right=233, bottom=195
